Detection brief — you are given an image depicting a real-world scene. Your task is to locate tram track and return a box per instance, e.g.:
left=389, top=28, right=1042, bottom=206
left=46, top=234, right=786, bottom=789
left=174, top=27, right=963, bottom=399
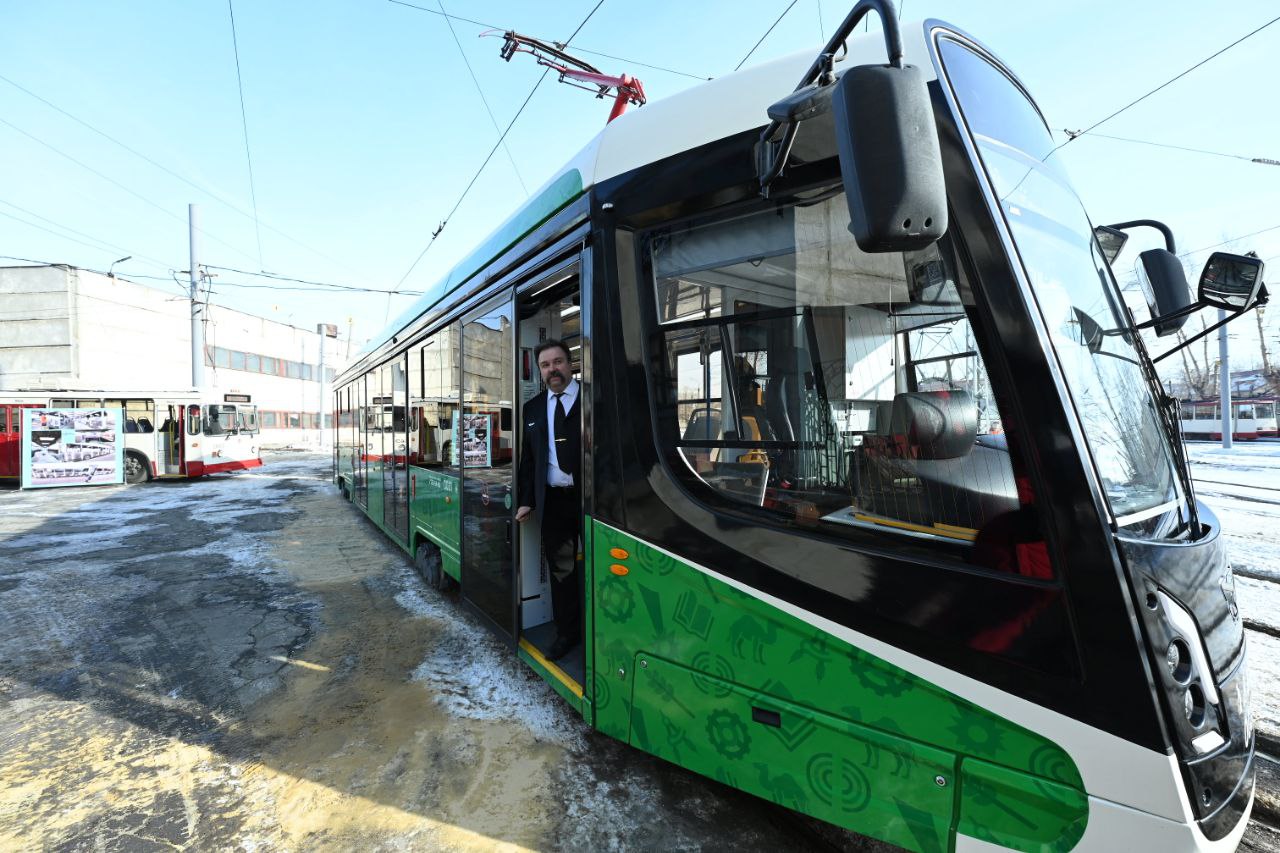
left=1194, top=478, right=1280, bottom=493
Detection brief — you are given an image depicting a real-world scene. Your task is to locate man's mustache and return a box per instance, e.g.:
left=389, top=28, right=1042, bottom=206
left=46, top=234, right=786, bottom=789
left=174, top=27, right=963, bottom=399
left=546, top=370, right=565, bottom=381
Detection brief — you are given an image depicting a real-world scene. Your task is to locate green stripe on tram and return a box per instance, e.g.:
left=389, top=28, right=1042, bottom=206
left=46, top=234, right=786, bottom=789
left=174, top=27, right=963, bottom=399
left=589, top=520, right=1087, bottom=853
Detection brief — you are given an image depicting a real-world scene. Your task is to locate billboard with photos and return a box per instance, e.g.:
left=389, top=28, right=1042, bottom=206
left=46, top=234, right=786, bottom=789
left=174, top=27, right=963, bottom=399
left=21, top=408, right=125, bottom=488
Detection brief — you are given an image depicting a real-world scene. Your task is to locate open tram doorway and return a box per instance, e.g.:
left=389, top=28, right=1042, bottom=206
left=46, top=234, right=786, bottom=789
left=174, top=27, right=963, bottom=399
left=515, top=268, right=586, bottom=693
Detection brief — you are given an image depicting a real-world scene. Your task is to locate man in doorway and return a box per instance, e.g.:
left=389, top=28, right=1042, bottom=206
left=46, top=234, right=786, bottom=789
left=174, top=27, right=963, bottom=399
left=515, top=339, right=581, bottom=662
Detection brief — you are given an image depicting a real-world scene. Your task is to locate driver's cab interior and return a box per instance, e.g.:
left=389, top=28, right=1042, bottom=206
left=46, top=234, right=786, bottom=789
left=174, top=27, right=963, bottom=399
left=653, top=194, right=1043, bottom=576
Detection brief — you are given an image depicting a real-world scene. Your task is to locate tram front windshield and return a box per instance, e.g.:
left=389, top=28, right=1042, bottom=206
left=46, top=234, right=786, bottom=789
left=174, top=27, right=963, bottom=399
left=939, top=39, right=1182, bottom=533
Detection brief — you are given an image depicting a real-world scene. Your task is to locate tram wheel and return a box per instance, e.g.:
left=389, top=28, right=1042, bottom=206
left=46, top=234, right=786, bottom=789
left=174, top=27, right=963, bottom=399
left=123, top=452, right=150, bottom=485
left=414, top=541, right=445, bottom=591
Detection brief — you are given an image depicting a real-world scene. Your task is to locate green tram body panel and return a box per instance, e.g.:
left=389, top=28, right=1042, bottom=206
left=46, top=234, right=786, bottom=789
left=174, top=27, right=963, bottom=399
left=590, top=520, right=1088, bottom=853
left=334, top=459, right=1090, bottom=850
left=408, top=465, right=461, bottom=581
left=958, top=759, right=1088, bottom=853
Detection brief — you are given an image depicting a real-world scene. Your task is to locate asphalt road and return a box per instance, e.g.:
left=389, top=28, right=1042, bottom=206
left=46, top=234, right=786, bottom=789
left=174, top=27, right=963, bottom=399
left=0, top=451, right=1274, bottom=851
left=0, top=453, right=871, bottom=852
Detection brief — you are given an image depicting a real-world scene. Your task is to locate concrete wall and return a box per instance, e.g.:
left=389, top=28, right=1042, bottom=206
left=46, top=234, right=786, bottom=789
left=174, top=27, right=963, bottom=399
left=72, top=270, right=190, bottom=390
left=0, top=266, right=74, bottom=388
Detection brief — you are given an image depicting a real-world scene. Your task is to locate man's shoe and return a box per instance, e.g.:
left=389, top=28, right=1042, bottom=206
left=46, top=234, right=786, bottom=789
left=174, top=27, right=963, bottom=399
left=547, top=635, right=574, bottom=661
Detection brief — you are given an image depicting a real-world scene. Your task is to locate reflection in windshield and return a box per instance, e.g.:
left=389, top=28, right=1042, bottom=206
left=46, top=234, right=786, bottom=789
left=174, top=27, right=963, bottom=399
left=939, top=39, right=1179, bottom=523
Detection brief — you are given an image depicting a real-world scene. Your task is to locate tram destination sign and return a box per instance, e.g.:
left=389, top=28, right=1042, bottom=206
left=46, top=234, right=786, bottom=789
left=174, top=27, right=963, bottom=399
left=20, top=407, right=125, bottom=489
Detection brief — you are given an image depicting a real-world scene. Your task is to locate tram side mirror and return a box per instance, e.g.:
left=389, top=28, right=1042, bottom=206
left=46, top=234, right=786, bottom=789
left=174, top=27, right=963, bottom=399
left=1137, top=248, right=1194, bottom=336
left=1198, top=251, right=1265, bottom=311
left=1094, top=225, right=1128, bottom=266
left=832, top=63, right=947, bottom=252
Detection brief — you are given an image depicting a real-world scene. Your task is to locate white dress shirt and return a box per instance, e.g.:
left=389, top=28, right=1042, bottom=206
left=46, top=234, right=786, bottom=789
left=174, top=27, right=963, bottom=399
left=545, top=378, right=578, bottom=487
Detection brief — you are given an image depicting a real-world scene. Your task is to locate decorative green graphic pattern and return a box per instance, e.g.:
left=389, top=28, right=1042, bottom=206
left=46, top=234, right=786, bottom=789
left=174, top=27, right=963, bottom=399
left=958, top=759, right=1088, bottom=852
left=591, top=521, right=1088, bottom=852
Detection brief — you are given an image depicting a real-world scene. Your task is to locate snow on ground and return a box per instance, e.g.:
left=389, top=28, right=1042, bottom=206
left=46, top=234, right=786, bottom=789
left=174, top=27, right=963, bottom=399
left=1186, top=440, right=1280, bottom=750
left=1188, top=440, right=1280, bottom=580
left=392, top=566, right=587, bottom=749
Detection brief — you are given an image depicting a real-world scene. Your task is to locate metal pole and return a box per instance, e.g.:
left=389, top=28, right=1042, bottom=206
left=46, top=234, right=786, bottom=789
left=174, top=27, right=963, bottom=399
left=318, top=325, right=326, bottom=449
left=189, top=204, right=204, bottom=389
left=1218, top=309, right=1232, bottom=450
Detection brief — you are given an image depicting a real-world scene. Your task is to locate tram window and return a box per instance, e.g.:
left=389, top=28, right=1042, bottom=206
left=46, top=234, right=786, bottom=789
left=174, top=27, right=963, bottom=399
left=414, top=324, right=461, bottom=470
left=187, top=405, right=200, bottom=434
left=204, top=404, right=238, bottom=435
left=650, top=195, right=1047, bottom=577
left=110, top=399, right=156, bottom=432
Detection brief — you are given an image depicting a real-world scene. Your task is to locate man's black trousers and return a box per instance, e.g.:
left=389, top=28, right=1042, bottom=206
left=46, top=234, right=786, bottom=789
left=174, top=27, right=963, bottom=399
left=540, top=486, right=581, bottom=641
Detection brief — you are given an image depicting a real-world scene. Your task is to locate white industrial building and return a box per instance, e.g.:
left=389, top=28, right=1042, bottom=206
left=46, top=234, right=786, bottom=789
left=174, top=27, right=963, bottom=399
left=0, top=263, right=346, bottom=448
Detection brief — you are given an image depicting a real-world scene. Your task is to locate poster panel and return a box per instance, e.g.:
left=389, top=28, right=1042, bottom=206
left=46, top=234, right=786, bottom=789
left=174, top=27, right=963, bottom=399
left=460, top=413, right=492, bottom=468
left=21, top=408, right=125, bottom=488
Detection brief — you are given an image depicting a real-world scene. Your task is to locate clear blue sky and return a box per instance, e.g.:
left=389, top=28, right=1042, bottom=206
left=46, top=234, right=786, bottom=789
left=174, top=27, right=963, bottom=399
left=3, top=1, right=1278, bottom=365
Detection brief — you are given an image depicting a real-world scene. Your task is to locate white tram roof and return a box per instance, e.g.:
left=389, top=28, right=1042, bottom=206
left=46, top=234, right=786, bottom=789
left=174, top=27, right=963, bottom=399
left=356, top=21, right=942, bottom=372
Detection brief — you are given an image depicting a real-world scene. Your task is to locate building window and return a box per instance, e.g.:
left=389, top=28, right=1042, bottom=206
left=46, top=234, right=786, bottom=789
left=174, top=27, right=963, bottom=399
left=245, top=353, right=260, bottom=373
left=230, top=350, right=246, bottom=371
left=262, top=356, right=277, bottom=375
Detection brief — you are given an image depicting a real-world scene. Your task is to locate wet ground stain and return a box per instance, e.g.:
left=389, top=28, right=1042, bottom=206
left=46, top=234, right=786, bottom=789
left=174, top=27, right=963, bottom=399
left=0, top=455, right=837, bottom=851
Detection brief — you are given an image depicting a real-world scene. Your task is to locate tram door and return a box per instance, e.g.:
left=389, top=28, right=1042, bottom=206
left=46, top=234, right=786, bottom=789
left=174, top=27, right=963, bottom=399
left=514, top=267, right=584, bottom=681
left=157, top=403, right=184, bottom=475
left=459, top=296, right=517, bottom=638
left=1, top=405, right=37, bottom=477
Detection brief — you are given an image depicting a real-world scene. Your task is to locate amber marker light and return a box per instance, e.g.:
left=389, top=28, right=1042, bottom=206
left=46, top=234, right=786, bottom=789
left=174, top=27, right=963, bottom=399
left=610, top=564, right=630, bottom=576
left=609, top=548, right=629, bottom=559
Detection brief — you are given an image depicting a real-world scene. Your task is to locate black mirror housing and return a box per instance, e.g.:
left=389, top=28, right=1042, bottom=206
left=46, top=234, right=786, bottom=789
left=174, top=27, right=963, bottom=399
left=767, top=81, right=836, bottom=124
left=1138, top=248, right=1194, bottom=336
left=832, top=63, right=947, bottom=253
left=1198, top=252, right=1265, bottom=311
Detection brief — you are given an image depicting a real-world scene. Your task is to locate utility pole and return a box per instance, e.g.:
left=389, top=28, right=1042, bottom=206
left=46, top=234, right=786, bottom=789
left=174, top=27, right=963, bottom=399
left=1257, top=305, right=1272, bottom=378
left=189, top=203, right=204, bottom=390
left=318, top=325, right=325, bottom=449
left=1218, top=310, right=1232, bottom=450
left=317, top=323, right=336, bottom=449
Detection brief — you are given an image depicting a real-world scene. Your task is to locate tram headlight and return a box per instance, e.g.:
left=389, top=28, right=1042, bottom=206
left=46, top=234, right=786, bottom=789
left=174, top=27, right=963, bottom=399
left=1166, top=638, right=1192, bottom=683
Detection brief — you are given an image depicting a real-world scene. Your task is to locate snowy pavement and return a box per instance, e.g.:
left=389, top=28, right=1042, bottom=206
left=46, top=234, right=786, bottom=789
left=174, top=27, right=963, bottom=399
left=1187, top=441, right=1280, bottom=851
left=0, top=448, right=1275, bottom=850
left=1187, top=442, right=1280, bottom=749
left=0, top=453, right=853, bottom=852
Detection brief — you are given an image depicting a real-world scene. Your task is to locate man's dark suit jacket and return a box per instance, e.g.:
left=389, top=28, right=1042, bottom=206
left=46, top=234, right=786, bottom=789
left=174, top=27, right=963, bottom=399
left=517, top=387, right=581, bottom=511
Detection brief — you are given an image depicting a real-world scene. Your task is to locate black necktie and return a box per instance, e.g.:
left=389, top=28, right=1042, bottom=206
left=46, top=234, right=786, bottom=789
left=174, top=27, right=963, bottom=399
left=553, top=392, right=566, bottom=446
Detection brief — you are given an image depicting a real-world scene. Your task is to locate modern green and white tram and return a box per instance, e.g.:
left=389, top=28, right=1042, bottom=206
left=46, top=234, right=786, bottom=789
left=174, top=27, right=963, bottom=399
left=334, top=5, right=1264, bottom=850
